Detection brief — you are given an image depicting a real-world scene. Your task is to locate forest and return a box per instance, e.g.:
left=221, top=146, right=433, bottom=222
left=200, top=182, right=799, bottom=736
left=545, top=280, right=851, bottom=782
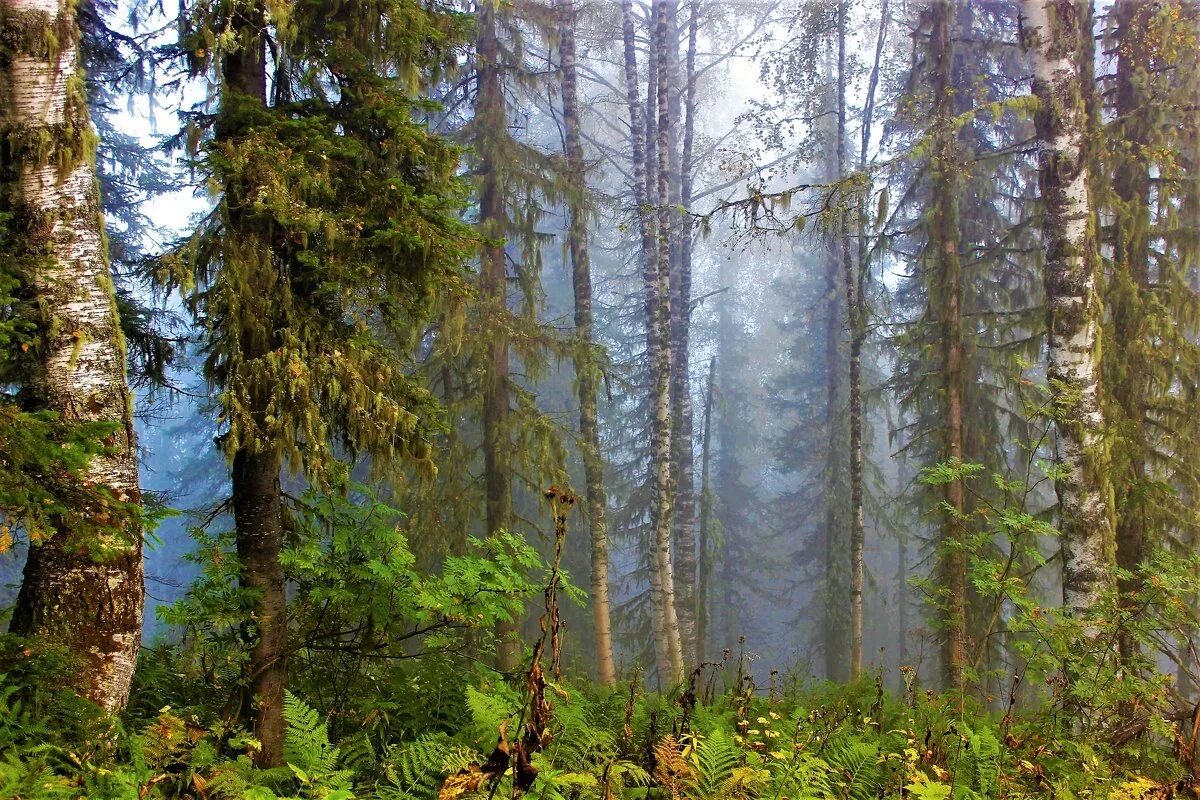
left=2, top=0, right=1200, bottom=796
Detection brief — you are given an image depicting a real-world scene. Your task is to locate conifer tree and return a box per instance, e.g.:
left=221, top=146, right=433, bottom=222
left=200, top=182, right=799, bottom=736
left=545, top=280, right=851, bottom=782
left=167, top=0, right=470, bottom=764
left=1095, top=0, right=1200, bottom=668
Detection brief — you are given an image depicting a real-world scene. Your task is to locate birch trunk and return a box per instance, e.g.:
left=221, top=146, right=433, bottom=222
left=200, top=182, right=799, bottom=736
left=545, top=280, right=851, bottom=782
left=696, top=356, right=715, bottom=664
left=668, top=0, right=698, bottom=669
left=835, top=0, right=866, bottom=679
left=558, top=0, right=615, bottom=686
left=3, top=0, right=144, bottom=712
left=476, top=2, right=520, bottom=673
left=622, top=0, right=683, bottom=683
left=1021, top=0, right=1112, bottom=622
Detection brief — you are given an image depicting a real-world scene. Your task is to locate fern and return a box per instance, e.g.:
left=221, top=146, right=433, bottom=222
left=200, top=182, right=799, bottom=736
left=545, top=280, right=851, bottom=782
left=654, top=735, right=694, bottom=800
left=968, top=727, right=999, bottom=800
left=383, top=733, right=481, bottom=800
left=283, top=691, right=354, bottom=793
left=823, top=736, right=882, bottom=800
left=0, top=750, right=74, bottom=799
left=465, top=686, right=517, bottom=749
left=768, top=752, right=834, bottom=800
left=687, top=728, right=746, bottom=800
left=546, top=692, right=617, bottom=771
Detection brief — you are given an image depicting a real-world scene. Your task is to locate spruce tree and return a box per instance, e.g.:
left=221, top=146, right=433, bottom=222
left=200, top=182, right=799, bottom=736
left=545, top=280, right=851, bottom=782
left=165, top=0, right=470, bottom=764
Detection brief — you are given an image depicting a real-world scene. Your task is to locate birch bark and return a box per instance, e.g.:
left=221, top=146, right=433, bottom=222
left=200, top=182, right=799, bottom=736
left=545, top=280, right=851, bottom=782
left=1021, top=0, right=1112, bottom=622
left=558, top=0, right=616, bottom=686
left=4, top=0, right=144, bottom=712
left=622, top=0, right=683, bottom=682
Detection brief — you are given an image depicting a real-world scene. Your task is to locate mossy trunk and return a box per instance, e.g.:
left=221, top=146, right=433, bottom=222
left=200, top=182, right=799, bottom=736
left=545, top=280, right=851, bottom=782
left=1109, top=0, right=1151, bottom=665
left=558, top=0, right=615, bottom=687
left=3, top=0, right=144, bottom=712
left=667, top=0, right=698, bottom=670
left=1022, top=0, right=1113, bottom=623
left=835, top=0, right=865, bottom=680
left=217, top=16, right=288, bottom=767
left=929, top=0, right=969, bottom=693
left=623, top=0, right=683, bottom=683
left=476, top=2, right=519, bottom=673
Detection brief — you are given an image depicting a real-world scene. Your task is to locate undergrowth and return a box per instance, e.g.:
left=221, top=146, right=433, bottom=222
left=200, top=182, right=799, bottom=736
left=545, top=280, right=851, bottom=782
left=1, top=642, right=1196, bottom=800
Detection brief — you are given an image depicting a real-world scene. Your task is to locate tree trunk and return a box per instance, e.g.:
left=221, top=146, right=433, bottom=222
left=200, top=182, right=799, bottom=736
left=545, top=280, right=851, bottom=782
left=821, top=225, right=849, bottom=682
left=928, top=0, right=968, bottom=693
left=835, top=0, right=866, bottom=680
left=476, top=2, right=519, bottom=673
left=232, top=447, right=286, bottom=767
left=696, top=356, right=716, bottom=664
left=623, top=0, right=683, bottom=683
left=216, top=17, right=289, bottom=767
left=1021, top=0, right=1112, bottom=623
left=668, top=0, right=698, bottom=670
left=1109, top=0, right=1151, bottom=665
left=558, top=0, right=615, bottom=687
left=653, top=0, right=684, bottom=683
left=4, top=0, right=144, bottom=713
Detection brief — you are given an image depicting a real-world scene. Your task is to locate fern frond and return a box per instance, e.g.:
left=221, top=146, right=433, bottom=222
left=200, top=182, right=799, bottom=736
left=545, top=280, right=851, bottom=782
left=823, top=736, right=882, bottom=800
left=385, top=733, right=482, bottom=800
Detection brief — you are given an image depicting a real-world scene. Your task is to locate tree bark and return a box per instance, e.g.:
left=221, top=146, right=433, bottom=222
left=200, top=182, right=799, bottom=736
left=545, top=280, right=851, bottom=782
left=232, top=447, right=286, bottom=767
left=928, top=0, right=969, bottom=693
left=558, top=0, right=615, bottom=687
left=622, top=0, right=683, bottom=683
left=215, top=16, right=289, bottom=767
left=1021, top=0, right=1113, bottom=623
left=476, top=2, right=519, bottom=673
left=696, top=356, right=715, bottom=664
left=653, top=0, right=684, bottom=683
left=4, top=0, right=144, bottom=713
left=1109, top=0, right=1151, bottom=665
left=668, top=0, right=699, bottom=670
left=835, top=0, right=866, bottom=680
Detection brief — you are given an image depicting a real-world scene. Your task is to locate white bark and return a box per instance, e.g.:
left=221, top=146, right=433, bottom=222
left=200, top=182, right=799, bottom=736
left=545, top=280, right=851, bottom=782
left=1021, top=0, right=1111, bottom=622
left=622, top=0, right=683, bottom=683
left=3, top=0, right=144, bottom=711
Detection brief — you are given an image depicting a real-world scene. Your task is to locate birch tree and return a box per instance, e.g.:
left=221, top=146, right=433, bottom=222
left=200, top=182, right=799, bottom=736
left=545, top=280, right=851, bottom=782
left=2, top=0, right=144, bottom=712
left=558, top=0, right=616, bottom=686
left=622, top=0, right=684, bottom=682
left=1021, top=0, right=1113, bottom=620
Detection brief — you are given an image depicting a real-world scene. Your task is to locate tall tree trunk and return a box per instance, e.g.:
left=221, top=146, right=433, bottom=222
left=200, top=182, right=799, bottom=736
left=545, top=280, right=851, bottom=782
left=835, top=0, right=866, bottom=680
left=897, top=534, right=909, bottom=666
left=476, top=2, right=519, bottom=673
left=669, top=0, right=698, bottom=670
left=696, top=356, right=716, bottom=664
left=653, top=0, right=684, bottom=682
left=231, top=447, right=286, bottom=766
left=622, top=0, right=683, bottom=682
left=558, top=0, right=615, bottom=686
left=1109, top=0, right=1151, bottom=665
left=928, top=0, right=968, bottom=693
left=216, top=18, right=289, bottom=767
left=4, top=0, right=144, bottom=712
left=1021, top=0, right=1112, bottom=623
